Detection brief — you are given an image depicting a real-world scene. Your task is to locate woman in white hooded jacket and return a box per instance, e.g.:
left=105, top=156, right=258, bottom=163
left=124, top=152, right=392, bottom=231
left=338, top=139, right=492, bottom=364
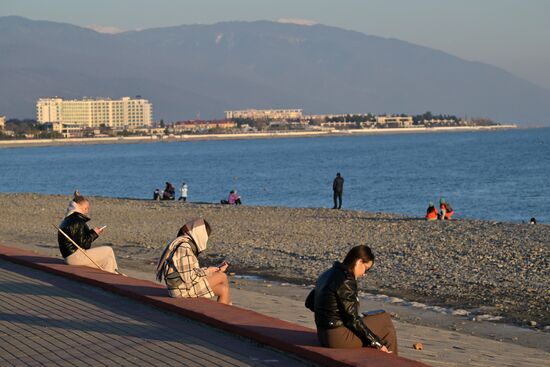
left=156, top=218, right=231, bottom=304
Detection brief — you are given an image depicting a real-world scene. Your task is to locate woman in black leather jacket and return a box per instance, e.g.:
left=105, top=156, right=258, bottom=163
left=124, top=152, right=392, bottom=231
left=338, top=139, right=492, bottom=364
left=305, top=245, right=397, bottom=354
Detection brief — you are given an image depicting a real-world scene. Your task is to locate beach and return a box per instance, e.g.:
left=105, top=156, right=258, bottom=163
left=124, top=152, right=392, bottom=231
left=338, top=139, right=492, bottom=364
left=1, top=193, right=549, bottom=365
left=0, top=193, right=547, bottom=328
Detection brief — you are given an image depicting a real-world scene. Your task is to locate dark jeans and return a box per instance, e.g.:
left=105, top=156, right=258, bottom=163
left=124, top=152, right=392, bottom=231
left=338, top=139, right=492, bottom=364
left=333, top=192, right=342, bottom=209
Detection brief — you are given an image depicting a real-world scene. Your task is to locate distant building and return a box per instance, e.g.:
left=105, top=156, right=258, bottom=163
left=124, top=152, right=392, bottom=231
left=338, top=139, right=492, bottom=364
left=49, top=122, right=87, bottom=138
left=173, top=120, right=237, bottom=132
left=225, top=109, right=303, bottom=120
left=307, top=113, right=371, bottom=121
left=0, top=115, right=5, bottom=130
left=36, top=96, right=153, bottom=128
left=375, top=115, right=413, bottom=128
left=320, top=121, right=357, bottom=128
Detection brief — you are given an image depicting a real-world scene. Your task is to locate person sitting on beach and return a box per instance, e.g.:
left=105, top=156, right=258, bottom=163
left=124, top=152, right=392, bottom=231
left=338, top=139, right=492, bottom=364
left=425, top=201, right=440, bottom=221
left=439, top=198, right=454, bottom=220
left=228, top=190, right=242, bottom=205
left=156, top=218, right=231, bottom=304
left=153, top=188, right=161, bottom=201
left=163, top=182, right=176, bottom=200
left=58, top=192, right=119, bottom=274
left=530, top=217, right=537, bottom=225
left=179, top=182, right=188, bottom=202
left=305, top=245, right=397, bottom=354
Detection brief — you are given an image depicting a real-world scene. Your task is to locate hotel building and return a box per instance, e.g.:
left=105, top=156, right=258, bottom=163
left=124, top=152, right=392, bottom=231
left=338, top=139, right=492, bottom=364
left=225, top=108, right=303, bottom=120
left=36, top=96, right=153, bottom=128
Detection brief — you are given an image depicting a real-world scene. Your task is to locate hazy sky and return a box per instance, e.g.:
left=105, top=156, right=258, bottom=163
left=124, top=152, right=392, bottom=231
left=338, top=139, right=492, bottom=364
left=2, top=0, right=549, bottom=90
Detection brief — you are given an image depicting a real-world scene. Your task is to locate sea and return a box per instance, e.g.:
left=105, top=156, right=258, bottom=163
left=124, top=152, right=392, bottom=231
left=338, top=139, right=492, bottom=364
left=1, top=128, right=548, bottom=223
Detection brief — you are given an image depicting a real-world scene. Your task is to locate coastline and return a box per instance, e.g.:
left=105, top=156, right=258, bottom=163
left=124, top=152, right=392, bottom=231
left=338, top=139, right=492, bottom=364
left=0, top=124, right=517, bottom=149
left=0, top=193, right=547, bottom=331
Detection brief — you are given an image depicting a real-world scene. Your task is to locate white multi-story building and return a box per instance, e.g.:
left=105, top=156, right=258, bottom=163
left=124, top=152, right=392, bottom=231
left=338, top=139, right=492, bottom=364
left=375, top=115, right=413, bottom=127
left=0, top=115, right=5, bottom=130
left=36, top=96, right=153, bottom=128
left=225, top=108, right=303, bottom=120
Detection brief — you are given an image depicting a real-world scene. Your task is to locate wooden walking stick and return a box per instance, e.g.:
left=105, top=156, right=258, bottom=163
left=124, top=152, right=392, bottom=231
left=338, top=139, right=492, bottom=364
left=54, top=223, right=126, bottom=275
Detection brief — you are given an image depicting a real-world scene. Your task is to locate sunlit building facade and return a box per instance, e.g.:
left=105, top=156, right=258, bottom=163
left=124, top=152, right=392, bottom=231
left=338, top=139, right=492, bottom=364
left=225, top=108, right=303, bottom=120
left=36, top=96, right=153, bottom=128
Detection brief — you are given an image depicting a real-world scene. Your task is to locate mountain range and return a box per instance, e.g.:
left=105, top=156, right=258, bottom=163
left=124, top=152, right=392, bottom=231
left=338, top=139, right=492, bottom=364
left=1, top=16, right=549, bottom=125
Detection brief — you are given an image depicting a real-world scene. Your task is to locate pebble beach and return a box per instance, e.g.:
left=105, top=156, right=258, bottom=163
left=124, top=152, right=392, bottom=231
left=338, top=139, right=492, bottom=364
left=0, top=193, right=548, bottom=329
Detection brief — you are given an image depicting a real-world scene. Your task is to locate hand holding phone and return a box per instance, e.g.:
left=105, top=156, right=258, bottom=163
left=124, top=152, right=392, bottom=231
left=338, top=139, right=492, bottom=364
left=94, top=225, right=107, bottom=235
left=218, top=261, right=229, bottom=273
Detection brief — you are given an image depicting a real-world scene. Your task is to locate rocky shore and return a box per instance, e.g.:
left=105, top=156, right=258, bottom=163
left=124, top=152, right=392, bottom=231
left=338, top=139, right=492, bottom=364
left=0, top=193, right=548, bottom=329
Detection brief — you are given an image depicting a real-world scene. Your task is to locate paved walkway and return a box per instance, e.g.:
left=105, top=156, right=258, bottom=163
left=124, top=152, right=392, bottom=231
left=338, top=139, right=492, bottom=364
left=229, top=288, right=550, bottom=367
left=0, top=260, right=307, bottom=367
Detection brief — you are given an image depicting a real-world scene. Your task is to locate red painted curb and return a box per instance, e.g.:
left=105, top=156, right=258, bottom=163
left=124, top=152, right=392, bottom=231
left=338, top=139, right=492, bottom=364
left=0, top=244, right=428, bottom=367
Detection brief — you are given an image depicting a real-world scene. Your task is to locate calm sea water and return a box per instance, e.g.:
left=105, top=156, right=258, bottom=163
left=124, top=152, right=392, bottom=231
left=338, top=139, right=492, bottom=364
left=1, top=128, right=548, bottom=223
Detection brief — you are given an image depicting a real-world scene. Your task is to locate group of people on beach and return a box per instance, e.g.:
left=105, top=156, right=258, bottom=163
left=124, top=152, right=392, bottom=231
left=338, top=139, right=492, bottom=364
left=56, top=191, right=398, bottom=355
left=153, top=182, right=243, bottom=206
left=153, top=182, right=188, bottom=201
left=425, top=198, right=455, bottom=221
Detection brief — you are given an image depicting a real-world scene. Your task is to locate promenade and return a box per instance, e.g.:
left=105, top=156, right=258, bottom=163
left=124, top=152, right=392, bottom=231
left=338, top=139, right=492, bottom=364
left=1, top=242, right=549, bottom=366
left=0, top=260, right=305, bottom=367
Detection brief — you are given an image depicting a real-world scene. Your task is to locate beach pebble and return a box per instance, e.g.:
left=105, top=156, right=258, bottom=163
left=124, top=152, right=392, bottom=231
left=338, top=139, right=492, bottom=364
left=413, top=343, right=424, bottom=350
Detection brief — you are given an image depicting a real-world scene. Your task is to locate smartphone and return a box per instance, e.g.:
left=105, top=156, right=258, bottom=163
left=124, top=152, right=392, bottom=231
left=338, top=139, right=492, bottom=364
left=362, top=309, right=386, bottom=317
left=99, top=225, right=107, bottom=231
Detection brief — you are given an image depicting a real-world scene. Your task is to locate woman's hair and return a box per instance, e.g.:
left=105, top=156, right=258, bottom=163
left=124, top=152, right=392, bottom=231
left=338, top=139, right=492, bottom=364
left=342, top=245, right=375, bottom=272
left=177, top=220, right=212, bottom=237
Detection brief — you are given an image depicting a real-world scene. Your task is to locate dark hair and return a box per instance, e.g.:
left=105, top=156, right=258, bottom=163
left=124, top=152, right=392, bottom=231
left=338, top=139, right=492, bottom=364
left=73, top=192, right=88, bottom=204
left=336, top=172, right=341, bottom=177
left=177, top=219, right=212, bottom=237
left=342, top=245, right=374, bottom=272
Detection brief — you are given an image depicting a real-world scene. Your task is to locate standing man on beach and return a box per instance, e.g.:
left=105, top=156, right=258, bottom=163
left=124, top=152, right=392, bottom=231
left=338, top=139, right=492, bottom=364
left=332, top=172, right=344, bottom=209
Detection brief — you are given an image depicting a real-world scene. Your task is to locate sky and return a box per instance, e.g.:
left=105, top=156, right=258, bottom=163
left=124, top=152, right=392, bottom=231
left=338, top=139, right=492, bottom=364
left=1, top=0, right=549, bottom=90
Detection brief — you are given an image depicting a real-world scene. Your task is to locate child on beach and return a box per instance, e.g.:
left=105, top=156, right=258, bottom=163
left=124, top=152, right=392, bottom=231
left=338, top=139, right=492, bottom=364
left=156, top=218, right=231, bottom=304
left=179, top=182, right=188, bottom=202
left=305, top=245, right=397, bottom=354
left=58, top=192, right=120, bottom=274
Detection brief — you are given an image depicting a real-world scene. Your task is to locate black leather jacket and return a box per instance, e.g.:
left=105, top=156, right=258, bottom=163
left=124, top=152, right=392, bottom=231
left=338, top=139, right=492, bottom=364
left=305, top=262, right=383, bottom=348
left=58, top=212, right=98, bottom=258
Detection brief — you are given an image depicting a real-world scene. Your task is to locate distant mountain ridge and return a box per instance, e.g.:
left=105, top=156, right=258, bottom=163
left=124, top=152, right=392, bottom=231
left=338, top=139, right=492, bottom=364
left=1, top=16, right=549, bottom=125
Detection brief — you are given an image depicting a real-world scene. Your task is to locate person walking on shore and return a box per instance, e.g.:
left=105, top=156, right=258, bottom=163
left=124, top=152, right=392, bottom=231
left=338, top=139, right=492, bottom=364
left=156, top=218, right=231, bottom=304
left=58, top=192, right=119, bottom=273
left=179, top=182, right=188, bottom=202
left=305, top=245, right=397, bottom=354
left=332, top=172, right=344, bottom=209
